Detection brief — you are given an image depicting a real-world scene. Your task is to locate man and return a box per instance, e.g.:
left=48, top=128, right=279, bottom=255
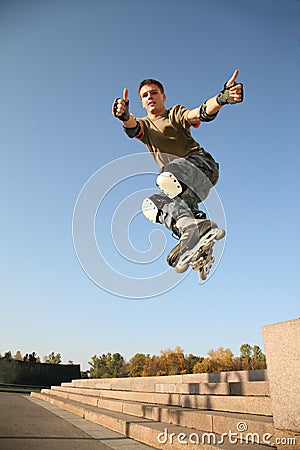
left=112, top=70, right=243, bottom=273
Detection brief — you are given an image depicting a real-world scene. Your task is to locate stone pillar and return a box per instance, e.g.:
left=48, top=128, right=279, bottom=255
left=262, top=318, right=300, bottom=446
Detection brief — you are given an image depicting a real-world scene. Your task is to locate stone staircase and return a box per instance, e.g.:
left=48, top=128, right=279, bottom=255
left=31, top=369, right=278, bottom=449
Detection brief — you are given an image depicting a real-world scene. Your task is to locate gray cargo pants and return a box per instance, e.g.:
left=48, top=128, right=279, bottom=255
left=150, top=150, right=219, bottom=231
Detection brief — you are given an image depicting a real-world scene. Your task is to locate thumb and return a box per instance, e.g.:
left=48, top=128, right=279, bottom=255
left=123, top=88, right=129, bottom=103
left=226, top=69, right=239, bottom=88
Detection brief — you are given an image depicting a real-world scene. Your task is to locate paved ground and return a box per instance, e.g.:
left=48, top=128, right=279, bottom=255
left=0, top=393, right=154, bottom=450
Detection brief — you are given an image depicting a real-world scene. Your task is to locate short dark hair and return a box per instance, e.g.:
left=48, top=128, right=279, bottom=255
left=138, top=79, right=165, bottom=97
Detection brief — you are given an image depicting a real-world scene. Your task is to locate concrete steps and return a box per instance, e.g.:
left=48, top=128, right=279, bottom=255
left=31, top=370, right=277, bottom=449
left=41, top=384, right=272, bottom=416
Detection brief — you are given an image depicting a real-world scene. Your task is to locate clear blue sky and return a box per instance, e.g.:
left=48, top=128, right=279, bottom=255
left=1, top=0, right=299, bottom=370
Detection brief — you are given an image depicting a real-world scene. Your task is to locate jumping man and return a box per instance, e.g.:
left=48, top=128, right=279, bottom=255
left=112, top=70, right=244, bottom=274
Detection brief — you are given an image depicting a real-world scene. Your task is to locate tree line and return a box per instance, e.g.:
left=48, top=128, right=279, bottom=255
left=88, top=344, right=266, bottom=378
left=1, top=344, right=266, bottom=378
left=0, top=351, right=66, bottom=365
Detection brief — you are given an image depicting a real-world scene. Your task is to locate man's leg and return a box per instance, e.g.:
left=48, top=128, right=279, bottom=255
left=142, top=189, right=220, bottom=271
left=158, top=151, right=219, bottom=203
left=142, top=191, right=195, bottom=231
left=151, top=153, right=224, bottom=270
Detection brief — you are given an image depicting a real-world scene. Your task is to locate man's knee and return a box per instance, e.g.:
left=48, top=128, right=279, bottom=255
left=156, top=171, right=184, bottom=198
left=142, top=197, right=159, bottom=223
left=142, top=193, right=172, bottom=223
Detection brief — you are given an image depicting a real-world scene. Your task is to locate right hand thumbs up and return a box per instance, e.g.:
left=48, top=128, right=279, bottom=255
left=112, top=88, right=130, bottom=122
left=123, top=88, right=128, bottom=103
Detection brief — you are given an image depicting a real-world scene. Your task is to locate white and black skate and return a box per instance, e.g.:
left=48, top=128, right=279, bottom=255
left=175, top=227, right=225, bottom=275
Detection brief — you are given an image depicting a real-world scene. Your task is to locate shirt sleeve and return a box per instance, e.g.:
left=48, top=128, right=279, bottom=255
left=135, top=118, right=147, bottom=141
left=172, top=104, right=200, bottom=129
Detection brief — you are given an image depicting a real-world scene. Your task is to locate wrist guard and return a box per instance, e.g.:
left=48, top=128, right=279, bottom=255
left=112, top=98, right=130, bottom=121
left=216, top=82, right=244, bottom=106
left=199, top=102, right=218, bottom=122
left=123, top=121, right=141, bottom=138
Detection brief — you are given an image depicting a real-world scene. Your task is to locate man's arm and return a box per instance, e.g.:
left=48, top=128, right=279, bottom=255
left=187, top=70, right=244, bottom=124
left=112, top=88, right=143, bottom=138
left=112, top=88, right=137, bottom=127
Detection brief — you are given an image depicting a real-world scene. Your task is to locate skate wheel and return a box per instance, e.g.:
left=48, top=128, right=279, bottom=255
left=199, top=269, right=207, bottom=281
left=192, top=262, right=201, bottom=271
left=202, top=241, right=212, bottom=252
left=216, top=229, right=226, bottom=241
left=191, top=253, right=204, bottom=263
left=175, top=262, right=189, bottom=273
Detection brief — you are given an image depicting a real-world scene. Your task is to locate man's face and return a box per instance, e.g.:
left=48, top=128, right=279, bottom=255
left=139, top=84, right=166, bottom=116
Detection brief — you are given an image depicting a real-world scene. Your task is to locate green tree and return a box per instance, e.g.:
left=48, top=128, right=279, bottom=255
left=160, top=347, right=188, bottom=375
left=4, top=351, right=12, bottom=360
left=14, top=351, right=23, bottom=361
left=193, top=347, right=234, bottom=373
left=240, top=343, right=252, bottom=369
left=89, top=352, right=125, bottom=378
left=81, top=370, right=90, bottom=379
left=193, top=357, right=211, bottom=373
left=207, top=347, right=235, bottom=372
left=46, top=352, right=61, bottom=364
left=126, top=353, right=148, bottom=377
left=240, top=343, right=266, bottom=370
left=185, top=353, right=203, bottom=374
left=89, top=355, right=100, bottom=378
left=109, top=352, right=126, bottom=378
left=141, top=355, right=162, bottom=376
left=252, top=345, right=266, bottom=369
